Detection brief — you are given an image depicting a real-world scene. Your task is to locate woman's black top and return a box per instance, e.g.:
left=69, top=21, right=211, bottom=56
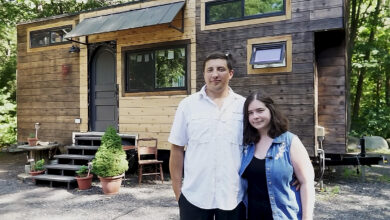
left=242, top=157, right=273, bottom=220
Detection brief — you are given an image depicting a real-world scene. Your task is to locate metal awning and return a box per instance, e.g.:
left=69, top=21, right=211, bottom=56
left=65, top=1, right=185, bottom=39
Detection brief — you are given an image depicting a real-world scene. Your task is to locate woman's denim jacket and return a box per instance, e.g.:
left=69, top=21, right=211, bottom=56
left=239, top=131, right=302, bottom=220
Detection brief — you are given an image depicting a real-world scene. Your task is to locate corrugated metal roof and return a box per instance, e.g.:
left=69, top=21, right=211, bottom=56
left=65, top=1, right=185, bottom=38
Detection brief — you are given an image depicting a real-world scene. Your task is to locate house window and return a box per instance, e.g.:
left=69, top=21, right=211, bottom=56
left=250, top=42, right=286, bottom=68
left=206, top=0, right=285, bottom=24
left=30, top=25, right=72, bottom=48
left=125, top=46, right=187, bottom=92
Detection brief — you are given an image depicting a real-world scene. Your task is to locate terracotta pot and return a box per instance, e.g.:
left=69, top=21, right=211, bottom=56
left=27, top=138, right=38, bottom=146
left=76, top=174, right=93, bottom=190
left=98, top=174, right=124, bottom=195
left=29, top=170, right=45, bottom=176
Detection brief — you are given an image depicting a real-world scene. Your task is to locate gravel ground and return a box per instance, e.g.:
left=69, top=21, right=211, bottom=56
left=1, top=152, right=389, bottom=220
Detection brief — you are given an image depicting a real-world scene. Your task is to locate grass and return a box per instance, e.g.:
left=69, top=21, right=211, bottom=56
left=316, top=185, right=341, bottom=201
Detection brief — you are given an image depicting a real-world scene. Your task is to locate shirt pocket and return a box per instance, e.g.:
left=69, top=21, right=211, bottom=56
left=222, top=112, right=243, bottom=145
left=188, top=113, right=212, bottom=144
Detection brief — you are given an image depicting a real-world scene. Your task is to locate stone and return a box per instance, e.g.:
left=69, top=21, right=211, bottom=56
left=364, top=136, right=389, bottom=150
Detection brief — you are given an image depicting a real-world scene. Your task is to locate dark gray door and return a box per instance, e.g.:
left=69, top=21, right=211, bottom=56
left=90, top=44, right=118, bottom=131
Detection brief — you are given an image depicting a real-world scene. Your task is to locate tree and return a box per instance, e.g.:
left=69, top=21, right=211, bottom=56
left=349, top=0, right=390, bottom=138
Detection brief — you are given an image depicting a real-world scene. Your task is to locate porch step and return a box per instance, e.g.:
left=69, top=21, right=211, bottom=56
left=65, top=145, right=99, bottom=150
left=32, top=174, right=76, bottom=182
left=32, top=174, right=76, bottom=190
left=54, top=154, right=95, bottom=161
left=75, top=136, right=101, bottom=141
left=45, top=164, right=81, bottom=171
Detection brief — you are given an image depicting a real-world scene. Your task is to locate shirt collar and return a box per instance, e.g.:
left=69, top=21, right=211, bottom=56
left=199, top=85, right=237, bottom=100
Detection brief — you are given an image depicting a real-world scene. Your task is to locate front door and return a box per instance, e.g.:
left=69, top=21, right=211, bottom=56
left=89, top=42, right=118, bottom=131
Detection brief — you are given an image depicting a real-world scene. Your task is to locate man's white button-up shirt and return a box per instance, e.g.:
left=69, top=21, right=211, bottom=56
left=168, top=85, right=245, bottom=210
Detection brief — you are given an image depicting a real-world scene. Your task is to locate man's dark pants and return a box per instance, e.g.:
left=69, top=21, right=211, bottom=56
left=178, top=194, right=246, bottom=220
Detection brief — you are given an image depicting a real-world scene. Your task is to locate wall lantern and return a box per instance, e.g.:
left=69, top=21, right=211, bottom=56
left=69, top=45, right=80, bottom=53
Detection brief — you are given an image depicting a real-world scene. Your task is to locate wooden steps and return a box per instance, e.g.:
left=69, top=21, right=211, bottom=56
left=30, top=132, right=137, bottom=189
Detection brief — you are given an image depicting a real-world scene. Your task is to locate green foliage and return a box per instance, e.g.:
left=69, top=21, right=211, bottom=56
left=92, top=127, right=128, bottom=177
left=76, top=165, right=89, bottom=177
left=349, top=0, right=390, bottom=139
left=0, top=86, right=16, bottom=147
left=33, top=159, right=45, bottom=171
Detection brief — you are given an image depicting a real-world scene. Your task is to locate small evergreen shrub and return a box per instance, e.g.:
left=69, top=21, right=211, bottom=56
left=92, top=127, right=128, bottom=177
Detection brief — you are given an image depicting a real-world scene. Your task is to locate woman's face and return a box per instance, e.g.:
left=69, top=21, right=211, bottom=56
left=247, top=99, right=271, bottom=133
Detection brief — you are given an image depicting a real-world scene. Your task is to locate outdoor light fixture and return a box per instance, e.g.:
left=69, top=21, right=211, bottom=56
left=34, top=122, right=40, bottom=139
left=69, top=45, right=80, bottom=53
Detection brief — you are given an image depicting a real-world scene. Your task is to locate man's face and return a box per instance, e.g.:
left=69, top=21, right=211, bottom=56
left=203, top=59, right=233, bottom=94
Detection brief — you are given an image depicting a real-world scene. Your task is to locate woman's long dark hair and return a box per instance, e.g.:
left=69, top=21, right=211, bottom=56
left=243, top=90, right=288, bottom=145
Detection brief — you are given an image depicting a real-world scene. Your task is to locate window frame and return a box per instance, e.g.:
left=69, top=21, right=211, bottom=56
left=124, top=44, right=188, bottom=93
left=205, top=0, right=286, bottom=25
left=250, top=42, right=286, bottom=68
left=29, top=25, right=72, bottom=48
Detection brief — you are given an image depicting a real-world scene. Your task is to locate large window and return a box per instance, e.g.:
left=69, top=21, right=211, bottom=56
left=206, top=0, right=285, bottom=24
left=125, top=46, right=187, bottom=92
left=30, top=25, right=72, bottom=48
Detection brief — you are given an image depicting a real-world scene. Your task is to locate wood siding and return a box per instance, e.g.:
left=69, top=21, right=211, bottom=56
left=17, top=15, right=80, bottom=145
left=316, top=30, right=347, bottom=154
left=196, top=0, right=346, bottom=156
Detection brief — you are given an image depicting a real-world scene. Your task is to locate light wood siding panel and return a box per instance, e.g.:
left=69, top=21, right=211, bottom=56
left=196, top=0, right=347, bottom=156
left=17, top=15, right=81, bottom=145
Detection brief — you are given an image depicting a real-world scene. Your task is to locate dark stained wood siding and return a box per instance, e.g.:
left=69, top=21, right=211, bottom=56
left=315, top=30, right=347, bottom=154
left=17, top=16, right=80, bottom=145
left=195, top=0, right=346, bottom=156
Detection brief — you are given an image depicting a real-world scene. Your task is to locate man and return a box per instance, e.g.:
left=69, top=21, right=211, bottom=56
left=168, top=52, right=246, bottom=220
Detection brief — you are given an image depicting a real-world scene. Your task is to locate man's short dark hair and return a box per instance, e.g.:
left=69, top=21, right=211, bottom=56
left=243, top=90, right=288, bottom=145
left=202, top=52, right=233, bottom=72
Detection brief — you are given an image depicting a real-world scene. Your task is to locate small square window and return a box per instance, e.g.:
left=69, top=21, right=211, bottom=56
left=250, top=42, right=286, bottom=68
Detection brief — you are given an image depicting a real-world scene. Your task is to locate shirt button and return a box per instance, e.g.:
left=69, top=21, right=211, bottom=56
left=268, top=182, right=272, bottom=185
left=266, top=168, right=270, bottom=171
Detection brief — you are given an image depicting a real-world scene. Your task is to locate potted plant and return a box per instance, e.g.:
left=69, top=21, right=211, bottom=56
left=75, top=163, right=93, bottom=190
left=27, top=133, right=38, bottom=146
left=92, top=127, right=128, bottom=195
left=29, top=159, right=45, bottom=176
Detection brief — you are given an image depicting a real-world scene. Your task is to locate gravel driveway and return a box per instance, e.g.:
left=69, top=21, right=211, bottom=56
left=1, top=152, right=389, bottom=220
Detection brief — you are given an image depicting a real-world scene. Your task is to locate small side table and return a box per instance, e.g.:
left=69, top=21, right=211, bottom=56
left=17, top=144, right=60, bottom=162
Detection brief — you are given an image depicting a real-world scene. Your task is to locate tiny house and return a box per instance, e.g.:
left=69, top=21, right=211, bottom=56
left=17, top=0, right=347, bottom=158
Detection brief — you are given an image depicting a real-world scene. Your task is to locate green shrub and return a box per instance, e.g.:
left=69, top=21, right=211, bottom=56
left=76, top=165, right=89, bottom=177
left=33, top=159, right=45, bottom=171
left=92, top=127, right=128, bottom=177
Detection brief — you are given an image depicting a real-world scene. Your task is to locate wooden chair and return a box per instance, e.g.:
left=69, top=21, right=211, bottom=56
left=137, top=138, right=164, bottom=184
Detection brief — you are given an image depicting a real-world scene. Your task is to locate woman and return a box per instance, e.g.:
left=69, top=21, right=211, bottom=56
left=239, top=90, right=315, bottom=220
